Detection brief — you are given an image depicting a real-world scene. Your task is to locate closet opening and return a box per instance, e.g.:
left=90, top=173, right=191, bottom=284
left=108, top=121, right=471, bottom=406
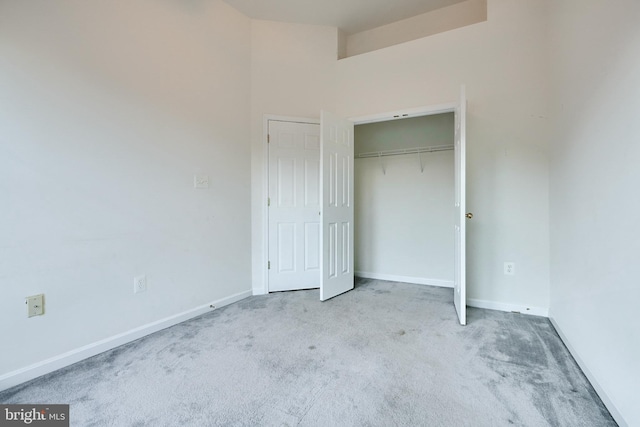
left=354, top=112, right=455, bottom=289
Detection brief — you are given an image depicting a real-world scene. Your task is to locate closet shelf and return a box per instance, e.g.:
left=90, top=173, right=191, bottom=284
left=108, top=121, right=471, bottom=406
left=355, top=145, right=454, bottom=159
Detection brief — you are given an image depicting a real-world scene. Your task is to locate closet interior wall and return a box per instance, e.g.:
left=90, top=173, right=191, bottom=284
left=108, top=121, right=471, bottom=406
left=354, top=113, right=455, bottom=287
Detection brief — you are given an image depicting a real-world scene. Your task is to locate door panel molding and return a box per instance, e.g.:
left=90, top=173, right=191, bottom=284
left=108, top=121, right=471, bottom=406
left=320, top=111, right=355, bottom=301
left=259, top=115, right=320, bottom=295
left=267, top=118, right=321, bottom=293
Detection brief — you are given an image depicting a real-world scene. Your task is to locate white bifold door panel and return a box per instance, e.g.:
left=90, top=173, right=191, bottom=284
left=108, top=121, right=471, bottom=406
left=320, top=111, right=355, bottom=301
left=453, top=86, right=468, bottom=325
left=268, top=121, right=321, bottom=292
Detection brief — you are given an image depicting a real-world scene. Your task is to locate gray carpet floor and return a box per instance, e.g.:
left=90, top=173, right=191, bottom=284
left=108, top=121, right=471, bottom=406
left=1, top=279, right=616, bottom=426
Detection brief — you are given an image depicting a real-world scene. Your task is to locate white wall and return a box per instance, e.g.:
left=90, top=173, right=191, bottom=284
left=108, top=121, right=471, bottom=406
left=0, top=0, right=252, bottom=381
left=548, top=1, right=640, bottom=425
left=337, top=0, right=551, bottom=314
left=251, top=0, right=551, bottom=314
left=354, top=115, right=454, bottom=284
left=355, top=152, right=454, bottom=284
left=345, top=0, right=487, bottom=58
left=354, top=113, right=454, bottom=153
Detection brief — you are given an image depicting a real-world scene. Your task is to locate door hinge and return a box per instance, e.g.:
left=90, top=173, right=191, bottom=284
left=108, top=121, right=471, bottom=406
left=267, top=134, right=270, bottom=143
left=268, top=197, right=271, bottom=207
left=268, top=261, right=271, bottom=270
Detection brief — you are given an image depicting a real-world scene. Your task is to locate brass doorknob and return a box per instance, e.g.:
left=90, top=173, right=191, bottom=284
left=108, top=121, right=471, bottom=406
left=466, top=213, right=473, bottom=219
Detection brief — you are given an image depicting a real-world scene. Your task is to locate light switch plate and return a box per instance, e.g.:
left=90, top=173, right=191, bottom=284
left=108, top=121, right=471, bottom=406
left=194, top=174, right=209, bottom=189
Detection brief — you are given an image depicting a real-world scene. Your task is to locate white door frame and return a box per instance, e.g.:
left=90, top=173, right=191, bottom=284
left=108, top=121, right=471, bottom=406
left=260, top=102, right=457, bottom=295
left=349, top=102, right=456, bottom=125
left=262, top=115, right=320, bottom=295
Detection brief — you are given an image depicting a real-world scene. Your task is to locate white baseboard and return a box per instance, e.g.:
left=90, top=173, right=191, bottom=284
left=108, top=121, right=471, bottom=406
left=0, top=290, right=253, bottom=392
left=549, top=317, right=627, bottom=427
left=355, top=271, right=453, bottom=288
left=467, top=298, right=548, bottom=317
left=356, top=273, right=548, bottom=317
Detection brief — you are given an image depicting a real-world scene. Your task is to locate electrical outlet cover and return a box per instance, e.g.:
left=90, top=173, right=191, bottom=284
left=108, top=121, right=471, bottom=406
left=504, top=262, right=515, bottom=276
left=134, top=275, right=147, bottom=293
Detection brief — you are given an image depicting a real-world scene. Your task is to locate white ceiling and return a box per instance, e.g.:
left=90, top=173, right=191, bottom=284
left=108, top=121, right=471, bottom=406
left=222, top=0, right=467, bottom=34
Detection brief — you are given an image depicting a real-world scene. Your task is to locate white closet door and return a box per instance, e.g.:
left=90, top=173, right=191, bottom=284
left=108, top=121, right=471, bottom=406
left=454, top=86, right=468, bottom=325
left=320, top=111, right=355, bottom=301
left=268, top=120, right=321, bottom=292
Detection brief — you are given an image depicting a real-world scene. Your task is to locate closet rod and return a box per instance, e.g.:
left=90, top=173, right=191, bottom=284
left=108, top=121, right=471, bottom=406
left=355, top=145, right=454, bottom=159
